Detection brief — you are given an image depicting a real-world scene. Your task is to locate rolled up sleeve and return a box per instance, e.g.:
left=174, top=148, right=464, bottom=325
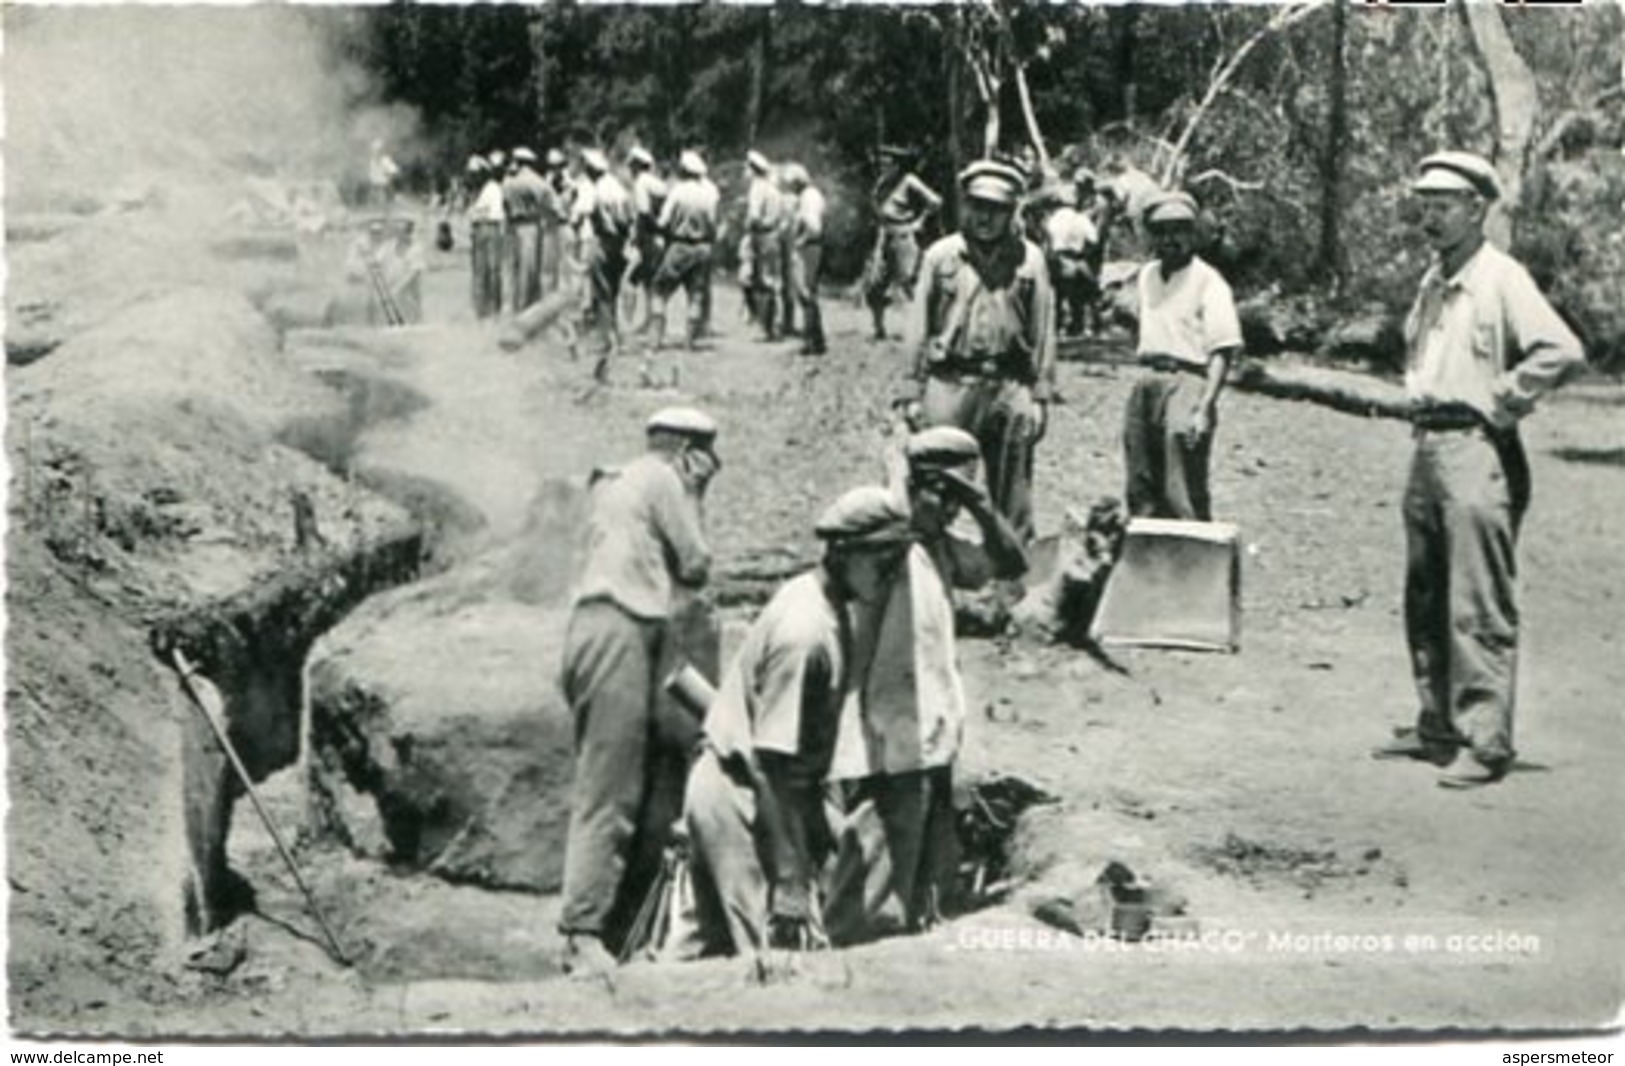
left=1494, top=265, right=1586, bottom=422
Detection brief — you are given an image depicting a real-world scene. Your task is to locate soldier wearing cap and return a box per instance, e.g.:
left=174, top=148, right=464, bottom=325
left=649, top=150, right=721, bottom=360
left=466, top=153, right=507, bottom=319
left=903, top=158, right=1055, bottom=547
left=626, top=147, right=669, bottom=337
left=1041, top=179, right=1101, bottom=339
left=682, top=486, right=912, bottom=960
left=1122, top=189, right=1242, bottom=522
left=865, top=146, right=944, bottom=342
left=344, top=215, right=403, bottom=327
left=559, top=406, right=722, bottom=975
left=742, top=150, right=787, bottom=341
left=503, top=147, right=551, bottom=314
left=824, top=427, right=1028, bottom=945
left=780, top=163, right=827, bottom=356
left=579, top=147, right=637, bottom=375
left=1371, top=151, right=1585, bottom=789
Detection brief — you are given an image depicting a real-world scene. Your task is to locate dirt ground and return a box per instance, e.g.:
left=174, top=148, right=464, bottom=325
left=8, top=214, right=1625, bottom=1037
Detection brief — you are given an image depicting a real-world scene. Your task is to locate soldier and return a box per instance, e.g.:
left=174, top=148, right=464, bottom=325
left=824, top=427, right=1027, bottom=946
left=390, top=218, right=425, bottom=325
left=1371, top=152, right=1585, bottom=789
left=682, top=486, right=912, bottom=960
left=649, top=150, right=720, bottom=360
left=742, top=150, right=786, bottom=341
left=540, top=148, right=573, bottom=295
left=864, top=146, right=943, bottom=342
left=1122, top=190, right=1242, bottom=521
left=580, top=147, right=636, bottom=374
left=466, top=154, right=506, bottom=320
left=900, top=159, right=1055, bottom=547
left=504, top=146, right=550, bottom=314
left=696, top=162, right=721, bottom=339
left=625, top=147, right=669, bottom=337
left=559, top=406, right=721, bottom=974
left=780, top=163, right=827, bottom=356
left=776, top=165, right=799, bottom=339
left=1042, top=179, right=1101, bottom=339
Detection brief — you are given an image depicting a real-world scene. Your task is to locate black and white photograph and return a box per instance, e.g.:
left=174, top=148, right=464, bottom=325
left=4, top=0, right=1623, bottom=1043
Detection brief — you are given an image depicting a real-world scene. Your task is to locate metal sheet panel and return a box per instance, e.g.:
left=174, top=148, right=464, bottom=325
left=1089, top=518, right=1241, bottom=652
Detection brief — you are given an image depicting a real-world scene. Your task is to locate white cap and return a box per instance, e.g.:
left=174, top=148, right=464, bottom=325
left=815, top=486, right=913, bottom=546
left=629, top=146, right=654, bottom=169
left=512, top=146, right=538, bottom=165
left=747, top=150, right=770, bottom=174
left=678, top=150, right=705, bottom=177
left=581, top=148, right=609, bottom=174
left=646, top=406, right=718, bottom=440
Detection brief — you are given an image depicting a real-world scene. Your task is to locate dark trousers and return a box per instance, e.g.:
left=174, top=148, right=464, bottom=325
left=824, top=767, right=957, bottom=946
left=1403, top=429, right=1528, bottom=764
left=793, top=242, right=825, bottom=351
left=470, top=221, right=504, bottom=320
left=1123, top=371, right=1214, bottom=521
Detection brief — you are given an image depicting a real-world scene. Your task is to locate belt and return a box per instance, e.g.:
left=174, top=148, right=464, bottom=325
left=508, top=215, right=539, bottom=225
left=1410, top=402, right=1486, bottom=435
left=930, top=357, right=1028, bottom=382
left=1137, top=354, right=1194, bottom=374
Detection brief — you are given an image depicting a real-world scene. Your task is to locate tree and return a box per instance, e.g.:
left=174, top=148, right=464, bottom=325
left=1461, top=2, right=1539, bottom=246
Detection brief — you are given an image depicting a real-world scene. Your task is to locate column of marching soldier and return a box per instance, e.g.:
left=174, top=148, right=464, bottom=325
left=464, top=142, right=1585, bottom=976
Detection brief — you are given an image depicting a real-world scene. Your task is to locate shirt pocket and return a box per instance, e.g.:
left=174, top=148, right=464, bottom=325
left=1470, top=315, right=1503, bottom=371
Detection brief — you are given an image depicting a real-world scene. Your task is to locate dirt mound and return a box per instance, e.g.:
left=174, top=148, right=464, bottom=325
left=1190, top=832, right=1406, bottom=899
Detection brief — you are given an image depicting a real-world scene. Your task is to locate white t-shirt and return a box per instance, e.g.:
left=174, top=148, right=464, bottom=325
left=1135, top=255, right=1242, bottom=369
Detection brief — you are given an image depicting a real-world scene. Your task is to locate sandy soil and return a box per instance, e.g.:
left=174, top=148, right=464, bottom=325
left=9, top=224, right=1624, bottom=1037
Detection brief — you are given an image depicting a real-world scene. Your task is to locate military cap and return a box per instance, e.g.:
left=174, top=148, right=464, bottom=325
left=1143, top=190, right=1199, bottom=226
left=512, top=146, right=538, bottom=165
left=646, top=406, right=718, bottom=440
left=628, top=146, right=654, bottom=169
left=814, top=486, right=913, bottom=547
left=905, top=426, right=980, bottom=470
left=678, top=150, right=706, bottom=177
left=1412, top=151, right=1501, bottom=201
left=466, top=155, right=489, bottom=174
left=487, top=149, right=507, bottom=169
left=959, top=159, right=1027, bottom=206
left=581, top=147, right=610, bottom=174
left=780, top=163, right=809, bottom=189
left=746, top=150, right=771, bottom=175
left=545, top=148, right=567, bottom=168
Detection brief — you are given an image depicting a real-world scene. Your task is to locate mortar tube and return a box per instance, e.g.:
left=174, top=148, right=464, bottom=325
left=664, top=661, right=717, bottom=718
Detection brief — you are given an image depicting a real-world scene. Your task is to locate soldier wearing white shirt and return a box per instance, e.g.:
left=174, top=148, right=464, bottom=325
left=1372, top=152, right=1585, bottom=789
left=466, top=154, right=506, bottom=320
left=780, top=163, right=827, bottom=356
left=1122, top=190, right=1242, bottom=521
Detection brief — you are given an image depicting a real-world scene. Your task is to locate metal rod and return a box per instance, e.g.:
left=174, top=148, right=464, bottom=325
left=168, top=648, right=350, bottom=967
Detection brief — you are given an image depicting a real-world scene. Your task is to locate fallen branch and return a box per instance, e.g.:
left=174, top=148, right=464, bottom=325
left=1230, top=358, right=1411, bottom=421
left=1185, top=168, right=1266, bottom=193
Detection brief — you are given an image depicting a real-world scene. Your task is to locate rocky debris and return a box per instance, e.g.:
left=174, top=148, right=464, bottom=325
left=1190, top=832, right=1402, bottom=898
left=1236, top=290, right=1330, bottom=356
left=1031, top=860, right=1192, bottom=942
left=954, top=772, right=1060, bottom=906
left=1011, top=497, right=1127, bottom=646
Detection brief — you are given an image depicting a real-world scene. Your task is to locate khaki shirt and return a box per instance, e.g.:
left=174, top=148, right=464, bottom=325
left=1135, top=255, right=1243, bottom=371
left=911, top=233, right=1058, bottom=401
left=573, top=453, right=710, bottom=621
left=746, top=176, right=785, bottom=234
left=704, top=572, right=844, bottom=774
left=1404, top=242, right=1584, bottom=429
left=658, top=177, right=719, bottom=243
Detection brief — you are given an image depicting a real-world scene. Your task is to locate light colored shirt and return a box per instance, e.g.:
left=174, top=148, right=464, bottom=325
left=658, top=178, right=719, bottom=243
left=704, top=572, right=844, bottom=768
left=746, top=176, right=784, bottom=233
left=369, top=152, right=399, bottom=188
left=1045, top=206, right=1099, bottom=256
left=794, top=185, right=827, bottom=244
left=829, top=544, right=965, bottom=780
left=1404, top=242, right=1585, bottom=429
left=632, top=171, right=668, bottom=219
left=876, top=172, right=942, bottom=229
left=591, top=173, right=635, bottom=242
left=503, top=166, right=551, bottom=223
left=912, top=233, right=1058, bottom=401
left=469, top=178, right=506, bottom=224
left=573, top=453, right=710, bottom=621
left=1135, top=255, right=1242, bottom=370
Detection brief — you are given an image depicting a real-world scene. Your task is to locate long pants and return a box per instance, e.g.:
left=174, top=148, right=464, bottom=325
left=792, top=242, right=825, bottom=352
left=510, top=220, right=542, bottom=313
left=1050, top=257, right=1097, bottom=337
left=588, top=239, right=628, bottom=354
left=1122, top=370, right=1214, bottom=521
left=864, top=227, right=921, bottom=312
left=684, top=749, right=770, bottom=956
left=470, top=221, right=504, bottom=320
left=778, top=234, right=798, bottom=335
left=922, top=374, right=1039, bottom=544
left=823, top=768, right=957, bottom=947
left=541, top=224, right=566, bottom=295
left=744, top=231, right=781, bottom=336
left=653, top=241, right=712, bottom=343
left=558, top=600, right=666, bottom=948
left=1403, top=429, right=1528, bottom=765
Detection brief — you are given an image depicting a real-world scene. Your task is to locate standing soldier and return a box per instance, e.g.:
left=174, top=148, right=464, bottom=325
left=649, top=150, right=720, bottom=362
left=695, top=160, right=721, bottom=339
left=559, top=406, right=721, bottom=974
left=367, top=139, right=399, bottom=212
left=627, top=147, right=668, bottom=337
left=780, top=163, right=827, bottom=357
left=1371, top=152, right=1585, bottom=789
left=743, top=150, right=786, bottom=341
left=466, top=154, right=506, bottom=320
left=776, top=166, right=800, bottom=339
left=540, top=148, right=573, bottom=296
left=580, top=147, right=636, bottom=375
left=865, top=146, right=943, bottom=342
left=504, top=146, right=550, bottom=314
left=1122, top=190, right=1242, bottom=522
left=901, top=159, right=1055, bottom=547
left=1042, top=179, right=1101, bottom=339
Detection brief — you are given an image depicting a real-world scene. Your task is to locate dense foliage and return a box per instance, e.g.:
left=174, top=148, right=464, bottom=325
left=348, top=2, right=1623, bottom=367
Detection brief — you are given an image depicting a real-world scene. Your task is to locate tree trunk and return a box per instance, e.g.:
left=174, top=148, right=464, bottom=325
left=1317, top=0, right=1348, bottom=293
left=1109, top=5, right=1139, bottom=127
left=947, top=48, right=966, bottom=226
left=1461, top=3, right=1539, bottom=246
left=745, top=10, right=770, bottom=146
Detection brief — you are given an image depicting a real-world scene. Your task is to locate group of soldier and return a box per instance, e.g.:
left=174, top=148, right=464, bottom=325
left=541, top=141, right=1587, bottom=977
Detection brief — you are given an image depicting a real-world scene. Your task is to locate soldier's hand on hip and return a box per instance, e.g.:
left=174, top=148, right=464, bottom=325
left=1032, top=399, right=1049, bottom=444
